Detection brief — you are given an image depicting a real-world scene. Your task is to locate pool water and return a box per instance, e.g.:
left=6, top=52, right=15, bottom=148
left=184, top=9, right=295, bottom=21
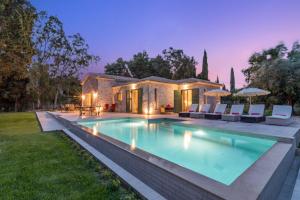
left=78, top=118, right=276, bottom=185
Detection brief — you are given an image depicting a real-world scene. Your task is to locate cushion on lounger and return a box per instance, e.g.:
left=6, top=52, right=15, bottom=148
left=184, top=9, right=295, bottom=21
left=232, top=112, right=240, bottom=115
left=215, top=112, right=222, bottom=114
left=251, top=113, right=260, bottom=115
left=277, top=114, right=287, bottom=116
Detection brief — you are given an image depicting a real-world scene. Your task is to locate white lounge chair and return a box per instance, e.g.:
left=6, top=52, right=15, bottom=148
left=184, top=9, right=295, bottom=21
left=266, top=105, right=293, bottom=126
left=240, top=104, right=265, bottom=123
left=178, top=104, right=198, bottom=117
left=222, top=104, right=245, bottom=121
left=204, top=104, right=227, bottom=120
left=190, top=104, right=211, bottom=119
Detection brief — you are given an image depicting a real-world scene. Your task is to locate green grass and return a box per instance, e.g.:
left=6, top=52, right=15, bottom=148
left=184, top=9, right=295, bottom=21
left=0, top=112, right=139, bottom=200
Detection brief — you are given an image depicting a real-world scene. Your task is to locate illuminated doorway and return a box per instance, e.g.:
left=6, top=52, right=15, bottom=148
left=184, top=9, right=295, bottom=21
left=131, top=89, right=139, bottom=113
left=181, top=89, right=192, bottom=112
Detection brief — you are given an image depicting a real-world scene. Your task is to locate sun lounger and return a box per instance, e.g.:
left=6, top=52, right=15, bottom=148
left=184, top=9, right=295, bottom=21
left=190, top=104, right=211, bottom=118
left=204, top=104, right=227, bottom=120
left=266, top=105, right=293, bottom=126
left=240, top=104, right=265, bottom=123
left=178, top=104, right=198, bottom=117
left=222, top=104, right=244, bottom=121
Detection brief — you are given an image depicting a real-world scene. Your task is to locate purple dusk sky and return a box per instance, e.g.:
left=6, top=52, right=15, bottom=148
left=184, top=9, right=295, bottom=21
left=31, top=0, right=300, bottom=88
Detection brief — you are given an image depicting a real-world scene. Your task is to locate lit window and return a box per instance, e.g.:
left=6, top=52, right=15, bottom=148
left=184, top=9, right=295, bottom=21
left=117, top=92, right=122, bottom=101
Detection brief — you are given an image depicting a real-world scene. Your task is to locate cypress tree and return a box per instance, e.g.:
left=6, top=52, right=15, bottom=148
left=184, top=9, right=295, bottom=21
left=216, top=76, right=219, bottom=83
left=197, top=49, right=208, bottom=80
left=230, top=67, right=235, bottom=92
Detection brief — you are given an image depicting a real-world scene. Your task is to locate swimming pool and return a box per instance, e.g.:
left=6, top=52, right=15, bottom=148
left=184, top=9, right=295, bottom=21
left=78, top=118, right=276, bottom=185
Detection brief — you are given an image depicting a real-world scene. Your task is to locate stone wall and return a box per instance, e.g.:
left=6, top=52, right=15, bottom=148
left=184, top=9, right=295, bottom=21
left=178, top=83, right=220, bottom=112
left=97, top=78, right=114, bottom=106
left=113, top=82, right=178, bottom=113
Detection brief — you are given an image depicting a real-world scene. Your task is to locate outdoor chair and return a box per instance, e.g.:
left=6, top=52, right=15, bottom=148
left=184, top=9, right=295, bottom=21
left=190, top=104, right=211, bottom=119
left=103, top=104, right=109, bottom=112
left=222, top=104, right=244, bottom=121
left=109, top=104, right=116, bottom=112
left=266, top=105, right=293, bottom=126
left=204, top=104, right=227, bottom=120
left=240, top=104, right=265, bottom=123
left=178, top=104, right=198, bottom=117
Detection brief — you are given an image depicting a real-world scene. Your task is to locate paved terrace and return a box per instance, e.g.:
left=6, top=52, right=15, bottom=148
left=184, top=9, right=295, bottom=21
left=48, top=111, right=300, bottom=144
left=38, top=111, right=300, bottom=200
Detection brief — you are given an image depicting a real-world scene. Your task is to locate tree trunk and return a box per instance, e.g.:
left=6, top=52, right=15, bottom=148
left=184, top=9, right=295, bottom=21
left=14, top=97, right=18, bottom=112
left=54, top=89, right=59, bottom=109
left=37, top=96, right=41, bottom=109
left=37, top=91, right=41, bottom=109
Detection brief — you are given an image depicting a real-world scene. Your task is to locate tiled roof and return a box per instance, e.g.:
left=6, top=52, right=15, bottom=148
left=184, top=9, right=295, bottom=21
left=81, top=73, right=138, bottom=84
left=82, top=73, right=223, bottom=87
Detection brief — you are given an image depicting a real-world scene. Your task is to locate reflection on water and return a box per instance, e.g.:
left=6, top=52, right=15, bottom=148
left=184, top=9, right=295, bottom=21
left=79, top=118, right=276, bottom=185
left=183, top=131, right=192, bottom=150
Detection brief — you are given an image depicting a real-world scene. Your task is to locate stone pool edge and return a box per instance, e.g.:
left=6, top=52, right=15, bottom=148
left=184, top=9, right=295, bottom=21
left=51, top=113, right=296, bottom=200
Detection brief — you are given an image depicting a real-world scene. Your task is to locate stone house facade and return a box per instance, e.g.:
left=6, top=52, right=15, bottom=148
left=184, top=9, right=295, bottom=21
left=81, top=73, right=223, bottom=114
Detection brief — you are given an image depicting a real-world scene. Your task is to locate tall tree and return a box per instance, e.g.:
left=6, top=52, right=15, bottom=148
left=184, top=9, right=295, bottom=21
left=215, top=76, right=219, bottom=83
left=0, top=0, right=36, bottom=111
left=197, top=50, right=208, bottom=80
left=230, top=67, right=235, bottom=92
left=163, top=47, right=196, bottom=80
left=31, top=13, right=99, bottom=109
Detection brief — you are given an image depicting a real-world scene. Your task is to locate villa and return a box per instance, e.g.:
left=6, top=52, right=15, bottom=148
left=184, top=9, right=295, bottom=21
left=81, top=73, right=223, bottom=114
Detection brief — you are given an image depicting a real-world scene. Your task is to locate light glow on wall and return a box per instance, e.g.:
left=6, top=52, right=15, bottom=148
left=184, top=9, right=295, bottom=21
left=93, top=92, right=98, bottom=98
left=182, top=84, right=188, bottom=90
left=144, top=106, right=153, bottom=115
left=131, top=84, right=137, bottom=90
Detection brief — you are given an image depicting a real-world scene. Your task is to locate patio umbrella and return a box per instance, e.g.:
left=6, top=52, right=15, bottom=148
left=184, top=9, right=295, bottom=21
left=204, top=89, right=231, bottom=103
left=234, top=87, right=270, bottom=104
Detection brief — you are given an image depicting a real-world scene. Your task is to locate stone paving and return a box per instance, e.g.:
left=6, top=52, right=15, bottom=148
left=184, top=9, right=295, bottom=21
left=36, top=111, right=64, bottom=131
left=49, top=111, right=300, bottom=143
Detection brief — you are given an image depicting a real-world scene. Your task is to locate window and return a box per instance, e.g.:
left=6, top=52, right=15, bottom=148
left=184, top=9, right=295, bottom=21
left=117, top=92, right=122, bottom=101
left=181, top=89, right=192, bottom=112
left=154, top=88, right=158, bottom=109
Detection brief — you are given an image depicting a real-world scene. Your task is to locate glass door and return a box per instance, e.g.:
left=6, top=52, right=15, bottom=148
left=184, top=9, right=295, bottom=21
left=131, top=90, right=139, bottom=113
left=181, top=90, right=192, bottom=112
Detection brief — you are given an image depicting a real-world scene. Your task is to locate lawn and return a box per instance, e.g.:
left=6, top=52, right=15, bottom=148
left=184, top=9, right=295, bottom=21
left=0, top=112, right=139, bottom=200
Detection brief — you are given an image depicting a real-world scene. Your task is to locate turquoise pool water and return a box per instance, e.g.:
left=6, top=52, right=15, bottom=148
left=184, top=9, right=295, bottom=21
left=78, top=118, right=276, bottom=185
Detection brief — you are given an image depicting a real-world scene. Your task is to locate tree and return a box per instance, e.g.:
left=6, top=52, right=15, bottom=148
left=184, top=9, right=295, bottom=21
left=31, top=13, right=99, bottom=109
left=197, top=50, right=208, bottom=80
left=215, top=76, right=219, bottom=83
left=149, top=55, right=172, bottom=79
left=127, top=51, right=153, bottom=78
left=242, top=42, right=300, bottom=109
left=104, top=58, right=130, bottom=77
left=0, top=0, right=36, bottom=111
left=162, top=47, right=196, bottom=79
left=230, top=67, right=235, bottom=92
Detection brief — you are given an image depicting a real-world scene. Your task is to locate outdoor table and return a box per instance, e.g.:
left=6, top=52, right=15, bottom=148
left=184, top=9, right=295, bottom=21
left=77, top=106, right=94, bottom=116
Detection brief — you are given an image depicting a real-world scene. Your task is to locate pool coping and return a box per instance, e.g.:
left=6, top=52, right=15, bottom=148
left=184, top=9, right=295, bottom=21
left=52, top=113, right=296, bottom=200
left=62, top=128, right=166, bottom=200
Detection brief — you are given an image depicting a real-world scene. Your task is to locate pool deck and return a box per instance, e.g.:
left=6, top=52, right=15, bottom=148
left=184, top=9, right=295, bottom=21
left=37, top=111, right=300, bottom=200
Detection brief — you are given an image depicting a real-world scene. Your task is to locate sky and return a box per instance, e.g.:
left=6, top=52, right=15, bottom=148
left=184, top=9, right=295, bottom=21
left=31, top=0, right=300, bottom=88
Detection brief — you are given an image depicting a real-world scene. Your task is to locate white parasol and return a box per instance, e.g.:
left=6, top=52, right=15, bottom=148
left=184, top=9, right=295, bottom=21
left=234, top=87, right=270, bottom=104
